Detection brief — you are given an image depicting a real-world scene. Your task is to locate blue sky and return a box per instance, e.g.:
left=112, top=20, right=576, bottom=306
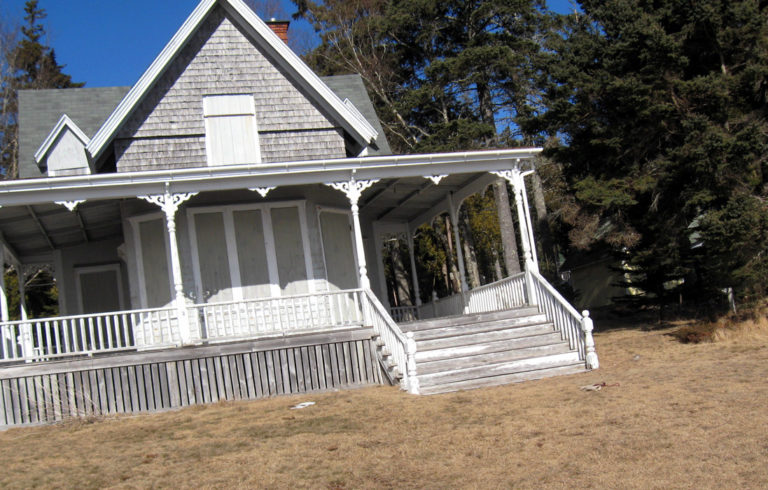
left=1, top=0, right=578, bottom=88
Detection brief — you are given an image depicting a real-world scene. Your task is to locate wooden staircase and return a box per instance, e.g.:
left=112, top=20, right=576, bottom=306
left=400, top=306, right=586, bottom=395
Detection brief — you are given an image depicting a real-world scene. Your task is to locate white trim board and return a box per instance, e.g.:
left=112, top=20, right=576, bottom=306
left=0, top=148, right=542, bottom=208
left=86, top=0, right=377, bottom=163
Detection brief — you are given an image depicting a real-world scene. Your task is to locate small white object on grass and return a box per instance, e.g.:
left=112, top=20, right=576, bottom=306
left=290, top=401, right=315, bottom=410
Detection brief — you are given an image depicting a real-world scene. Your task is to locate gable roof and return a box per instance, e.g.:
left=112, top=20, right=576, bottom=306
left=18, top=86, right=131, bottom=179
left=33, top=114, right=90, bottom=165
left=86, top=0, right=378, bottom=162
left=322, top=75, right=391, bottom=156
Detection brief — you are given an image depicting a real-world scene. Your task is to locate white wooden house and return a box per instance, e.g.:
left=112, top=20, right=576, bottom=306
left=0, top=0, right=597, bottom=426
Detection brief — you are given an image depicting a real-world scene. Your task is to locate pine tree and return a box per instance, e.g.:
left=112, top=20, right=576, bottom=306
left=522, top=0, right=768, bottom=309
left=0, top=0, right=83, bottom=178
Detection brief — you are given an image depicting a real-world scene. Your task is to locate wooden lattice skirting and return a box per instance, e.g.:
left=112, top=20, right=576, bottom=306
left=0, top=327, right=382, bottom=427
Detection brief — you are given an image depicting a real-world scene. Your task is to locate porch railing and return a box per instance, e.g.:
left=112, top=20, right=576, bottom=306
left=0, top=306, right=179, bottom=363
left=190, top=289, right=365, bottom=341
left=412, top=272, right=528, bottom=320
left=389, top=305, right=418, bottom=323
left=361, top=290, right=415, bottom=393
left=528, top=270, right=586, bottom=360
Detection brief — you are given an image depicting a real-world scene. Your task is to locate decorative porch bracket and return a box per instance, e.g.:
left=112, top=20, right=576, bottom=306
left=139, top=186, right=198, bottom=344
left=325, top=176, right=379, bottom=289
left=55, top=200, right=86, bottom=212
left=248, top=186, right=276, bottom=198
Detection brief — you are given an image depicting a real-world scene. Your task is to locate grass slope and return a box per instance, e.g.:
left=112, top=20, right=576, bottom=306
left=0, top=324, right=766, bottom=488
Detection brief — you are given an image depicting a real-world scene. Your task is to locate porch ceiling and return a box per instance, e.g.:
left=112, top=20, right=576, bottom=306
left=0, top=201, right=123, bottom=263
left=360, top=173, right=492, bottom=225
left=0, top=148, right=541, bottom=264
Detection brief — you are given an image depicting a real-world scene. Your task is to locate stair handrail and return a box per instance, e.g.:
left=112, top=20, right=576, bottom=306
left=362, top=289, right=419, bottom=394
left=528, top=270, right=599, bottom=369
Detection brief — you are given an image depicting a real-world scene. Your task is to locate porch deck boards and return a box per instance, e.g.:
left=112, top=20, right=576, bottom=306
left=0, top=327, right=382, bottom=427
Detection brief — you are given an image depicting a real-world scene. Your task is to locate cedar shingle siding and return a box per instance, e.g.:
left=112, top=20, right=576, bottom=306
left=115, top=6, right=345, bottom=172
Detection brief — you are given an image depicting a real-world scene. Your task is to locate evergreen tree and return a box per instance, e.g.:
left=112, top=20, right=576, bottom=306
left=522, top=0, right=768, bottom=309
left=0, top=0, right=83, bottom=178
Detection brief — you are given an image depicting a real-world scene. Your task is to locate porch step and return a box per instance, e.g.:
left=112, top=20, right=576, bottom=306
left=416, top=323, right=555, bottom=352
left=402, top=307, right=541, bottom=331
left=417, top=340, right=572, bottom=375
left=417, top=363, right=586, bottom=395
left=402, top=305, right=587, bottom=395
left=410, top=314, right=549, bottom=341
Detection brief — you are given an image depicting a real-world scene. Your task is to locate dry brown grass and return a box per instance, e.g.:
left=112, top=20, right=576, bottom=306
left=1, top=320, right=767, bottom=489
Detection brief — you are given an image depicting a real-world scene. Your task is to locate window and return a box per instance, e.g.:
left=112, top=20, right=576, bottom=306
left=129, top=213, right=173, bottom=309
left=187, top=201, right=314, bottom=304
left=203, top=94, right=261, bottom=166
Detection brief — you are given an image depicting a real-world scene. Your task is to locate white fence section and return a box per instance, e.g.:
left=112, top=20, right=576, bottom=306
left=0, top=307, right=179, bottom=363
left=190, top=290, right=365, bottom=341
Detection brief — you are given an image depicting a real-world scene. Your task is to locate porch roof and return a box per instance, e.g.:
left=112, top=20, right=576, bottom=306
left=0, top=148, right=540, bottom=263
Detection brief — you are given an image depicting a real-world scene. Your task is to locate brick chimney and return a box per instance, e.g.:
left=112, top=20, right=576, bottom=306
left=266, top=18, right=289, bottom=43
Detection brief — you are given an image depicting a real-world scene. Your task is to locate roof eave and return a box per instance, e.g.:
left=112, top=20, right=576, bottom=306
left=0, top=148, right=541, bottom=207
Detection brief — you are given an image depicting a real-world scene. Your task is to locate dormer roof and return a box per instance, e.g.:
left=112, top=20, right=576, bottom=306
left=34, top=114, right=90, bottom=165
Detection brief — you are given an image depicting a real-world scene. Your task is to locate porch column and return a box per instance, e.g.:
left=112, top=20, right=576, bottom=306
left=447, top=193, right=468, bottom=292
left=326, top=177, right=379, bottom=290
left=406, top=229, right=421, bottom=306
left=17, top=265, right=27, bottom=321
left=16, top=264, right=34, bottom=359
left=140, top=186, right=198, bottom=344
left=0, top=246, right=8, bottom=323
left=493, top=168, right=537, bottom=274
left=519, top=173, right=539, bottom=266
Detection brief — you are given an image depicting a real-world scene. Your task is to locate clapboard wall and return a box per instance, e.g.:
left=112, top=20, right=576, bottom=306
left=0, top=328, right=382, bottom=427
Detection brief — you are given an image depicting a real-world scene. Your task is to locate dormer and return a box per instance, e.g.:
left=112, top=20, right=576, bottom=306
left=34, top=115, right=92, bottom=176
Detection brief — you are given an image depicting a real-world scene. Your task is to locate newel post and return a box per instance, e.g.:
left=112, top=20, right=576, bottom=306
left=581, top=310, right=599, bottom=369
left=140, top=185, right=198, bottom=344
left=406, top=331, right=420, bottom=394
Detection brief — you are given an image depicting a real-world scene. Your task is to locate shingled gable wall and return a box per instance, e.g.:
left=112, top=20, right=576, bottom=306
left=114, top=5, right=346, bottom=172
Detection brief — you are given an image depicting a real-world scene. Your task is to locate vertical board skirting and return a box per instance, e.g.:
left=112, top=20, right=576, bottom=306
left=0, top=329, right=382, bottom=427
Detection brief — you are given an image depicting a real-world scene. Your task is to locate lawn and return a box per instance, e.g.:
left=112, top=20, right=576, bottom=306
left=0, top=320, right=766, bottom=489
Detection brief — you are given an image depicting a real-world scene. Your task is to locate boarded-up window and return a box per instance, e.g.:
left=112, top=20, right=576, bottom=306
left=203, top=94, right=261, bottom=166
left=138, top=219, right=172, bottom=308
left=194, top=212, right=233, bottom=303
left=319, top=211, right=357, bottom=290
left=271, top=206, right=309, bottom=295
left=76, top=265, right=124, bottom=314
